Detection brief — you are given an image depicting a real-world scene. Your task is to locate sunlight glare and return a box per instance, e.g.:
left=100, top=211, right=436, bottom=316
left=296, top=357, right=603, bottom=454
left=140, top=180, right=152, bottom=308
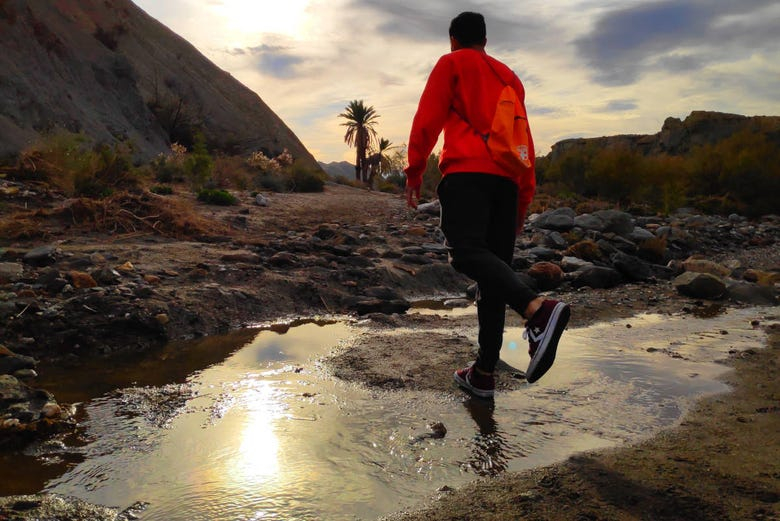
left=235, top=384, right=281, bottom=483
left=212, top=0, right=309, bottom=37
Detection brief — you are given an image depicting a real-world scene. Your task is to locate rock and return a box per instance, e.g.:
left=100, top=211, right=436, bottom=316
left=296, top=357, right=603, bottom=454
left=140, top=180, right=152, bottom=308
left=726, top=281, right=778, bottom=305
left=0, top=349, right=37, bottom=376
left=41, top=402, right=62, bottom=419
left=534, top=208, right=575, bottom=231
left=143, top=274, right=162, bottom=285
left=352, top=299, right=411, bottom=315
left=67, top=271, right=98, bottom=289
left=221, top=252, right=261, bottom=263
left=682, top=258, right=731, bottom=277
left=22, top=245, right=58, bottom=267
left=611, top=251, right=653, bottom=282
left=268, top=252, right=299, bottom=267
left=570, top=266, right=623, bottom=289
left=573, top=214, right=606, bottom=232
left=37, top=268, right=69, bottom=294
left=400, top=254, right=433, bottom=265
left=421, top=243, right=448, bottom=255
left=593, top=210, right=634, bottom=236
left=417, top=200, right=441, bottom=215
left=116, top=261, right=135, bottom=272
left=90, top=267, right=122, bottom=286
left=673, top=272, right=726, bottom=299
left=560, top=256, right=593, bottom=273
left=0, top=263, right=23, bottom=283
left=528, top=247, right=560, bottom=262
left=314, top=225, right=337, bottom=240
left=0, top=301, right=16, bottom=319
left=13, top=369, right=37, bottom=380
left=527, top=262, right=564, bottom=290
left=428, top=421, right=447, bottom=438
left=543, top=231, right=569, bottom=250
left=0, top=374, right=28, bottom=403
left=627, top=226, right=655, bottom=242
left=363, top=287, right=403, bottom=300
left=742, top=269, right=780, bottom=286
left=0, top=494, right=122, bottom=521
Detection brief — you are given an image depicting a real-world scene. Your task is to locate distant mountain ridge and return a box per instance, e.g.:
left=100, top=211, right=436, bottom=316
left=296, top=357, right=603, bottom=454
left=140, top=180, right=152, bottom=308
left=318, top=160, right=356, bottom=179
left=547, top=111, right=780, bottom=160
left=0, top=0, right=318, bottom=168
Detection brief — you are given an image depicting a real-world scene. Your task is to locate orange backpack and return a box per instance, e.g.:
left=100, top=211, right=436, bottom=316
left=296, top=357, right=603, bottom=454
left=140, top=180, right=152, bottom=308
left=486, top=83, right=532, bottom=176
left=456, top=54, right=534, bottom=177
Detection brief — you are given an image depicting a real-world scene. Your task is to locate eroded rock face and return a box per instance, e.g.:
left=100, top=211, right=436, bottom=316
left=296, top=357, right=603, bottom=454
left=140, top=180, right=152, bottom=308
left=0, top=0, right=318, bottom=168
left=548, top=111, right=780, bottom=160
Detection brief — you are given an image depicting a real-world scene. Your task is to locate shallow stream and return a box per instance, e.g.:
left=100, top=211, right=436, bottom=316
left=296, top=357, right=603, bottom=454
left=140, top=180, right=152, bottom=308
left=1, top=306, right=775, bottom=520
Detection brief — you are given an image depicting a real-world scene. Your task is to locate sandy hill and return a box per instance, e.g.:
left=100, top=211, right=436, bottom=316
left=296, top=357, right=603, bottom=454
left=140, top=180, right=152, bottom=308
left=0, top=0, right=318, bottom=167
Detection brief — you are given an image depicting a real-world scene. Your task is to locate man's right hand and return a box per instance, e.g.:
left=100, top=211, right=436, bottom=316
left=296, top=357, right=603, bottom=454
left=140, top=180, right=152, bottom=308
left=405, top=184, right=421, bottom=209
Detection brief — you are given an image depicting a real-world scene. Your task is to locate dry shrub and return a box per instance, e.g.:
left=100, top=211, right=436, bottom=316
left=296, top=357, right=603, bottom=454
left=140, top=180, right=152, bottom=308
left=15, top=133, right=139, bottom=197
left=637, top=235, right=667, bottom=263
left=0, top=191, right=228, bottom=241
left=565, top=239, right=602, bottom=261
left=212, top=155, right=252, bottom=190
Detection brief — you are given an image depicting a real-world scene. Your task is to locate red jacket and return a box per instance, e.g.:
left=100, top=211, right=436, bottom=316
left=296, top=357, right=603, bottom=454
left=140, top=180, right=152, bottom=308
left=405, top=48, right=536, bottom=218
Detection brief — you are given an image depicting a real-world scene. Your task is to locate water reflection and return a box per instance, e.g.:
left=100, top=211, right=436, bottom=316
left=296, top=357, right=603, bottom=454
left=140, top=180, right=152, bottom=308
left=237, top=382, right=281, bottom=483
left=462, top=398, right=512, bottom=476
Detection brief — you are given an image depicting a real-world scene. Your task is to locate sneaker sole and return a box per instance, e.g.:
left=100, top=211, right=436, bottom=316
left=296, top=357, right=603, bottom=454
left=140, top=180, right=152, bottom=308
left=453, top=371, right=494, bottom=399
left=526, top=302, right=570, bottom=383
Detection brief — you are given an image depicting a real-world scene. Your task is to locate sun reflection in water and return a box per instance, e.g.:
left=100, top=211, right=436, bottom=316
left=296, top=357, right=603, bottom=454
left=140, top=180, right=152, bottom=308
left=235, top=382, right=282, bottom=484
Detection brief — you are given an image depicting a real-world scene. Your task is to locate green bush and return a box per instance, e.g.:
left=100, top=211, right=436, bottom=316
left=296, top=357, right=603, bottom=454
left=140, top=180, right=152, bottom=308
left=17, top=132, right=137, bottom=198
left=253, top=172, right=287, bottom=192
left=185, top=133, right=214, bottom=191
left=196, top=188, right=237, bottom=206
left=284, top=160, right=326, bottom=193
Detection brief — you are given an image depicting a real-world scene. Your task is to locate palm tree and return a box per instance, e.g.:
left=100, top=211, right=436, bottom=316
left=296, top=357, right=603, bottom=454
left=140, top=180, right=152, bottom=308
left=339, top=100, right=379, bottom=182
left=366, top=137, right=394, bottom=186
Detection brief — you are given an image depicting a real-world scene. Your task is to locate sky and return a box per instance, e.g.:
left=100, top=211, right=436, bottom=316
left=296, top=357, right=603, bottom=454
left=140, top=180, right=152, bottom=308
left=131, top=0, right=780, bottom=164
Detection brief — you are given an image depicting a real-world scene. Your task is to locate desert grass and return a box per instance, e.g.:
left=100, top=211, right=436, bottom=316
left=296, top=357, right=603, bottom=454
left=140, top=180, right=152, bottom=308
left=0, top=191, right=228, bottom=242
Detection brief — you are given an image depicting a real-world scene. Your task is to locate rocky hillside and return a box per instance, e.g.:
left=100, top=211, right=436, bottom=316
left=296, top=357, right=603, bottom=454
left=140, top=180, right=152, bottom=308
left=548, top=111, right=780, bottom=160
left=0, top=0, right=318, bottom=167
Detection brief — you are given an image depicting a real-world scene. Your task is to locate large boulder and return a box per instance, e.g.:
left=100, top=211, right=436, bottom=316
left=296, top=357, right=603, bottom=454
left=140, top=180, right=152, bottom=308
left=593, top=210, right=634, bottom=236
left=673, top=272, right=726, bottom=300
left=533, top=208, right=576, bottom=232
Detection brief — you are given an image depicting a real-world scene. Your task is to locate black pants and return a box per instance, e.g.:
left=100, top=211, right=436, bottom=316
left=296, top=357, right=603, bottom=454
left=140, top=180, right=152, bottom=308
left=437, top=173, right=538, bottom=373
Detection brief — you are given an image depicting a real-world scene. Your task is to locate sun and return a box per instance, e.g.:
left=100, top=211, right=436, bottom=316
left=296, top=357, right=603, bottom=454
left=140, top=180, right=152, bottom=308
left=211, top=0, right=309, bottom=37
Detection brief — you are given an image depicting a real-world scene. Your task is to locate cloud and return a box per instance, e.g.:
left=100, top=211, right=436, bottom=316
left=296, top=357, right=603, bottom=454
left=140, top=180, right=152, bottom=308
left=257, top=53, right=305, bottom=78
left=599, top=99, right=639, bottom=112
left=575, top=1, right=780, bottom=86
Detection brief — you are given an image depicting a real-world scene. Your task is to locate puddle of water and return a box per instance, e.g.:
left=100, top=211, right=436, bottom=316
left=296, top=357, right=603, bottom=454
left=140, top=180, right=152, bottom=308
left=0, top=308, right=775, bottom=520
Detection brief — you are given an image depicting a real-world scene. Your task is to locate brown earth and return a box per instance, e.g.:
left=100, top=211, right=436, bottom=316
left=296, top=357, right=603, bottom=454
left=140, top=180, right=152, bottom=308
left=0, top=182, right=779, bottom=520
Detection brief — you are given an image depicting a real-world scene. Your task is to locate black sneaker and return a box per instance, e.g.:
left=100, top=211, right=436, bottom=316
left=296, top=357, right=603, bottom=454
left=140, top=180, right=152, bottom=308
left=453, top=364, right=495, bottom=398
left=523, top=300, right=571, bottom=383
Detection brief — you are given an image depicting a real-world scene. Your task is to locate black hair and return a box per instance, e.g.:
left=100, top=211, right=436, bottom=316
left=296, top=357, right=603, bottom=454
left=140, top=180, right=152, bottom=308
left=449, top=12, right=486, bottom=47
